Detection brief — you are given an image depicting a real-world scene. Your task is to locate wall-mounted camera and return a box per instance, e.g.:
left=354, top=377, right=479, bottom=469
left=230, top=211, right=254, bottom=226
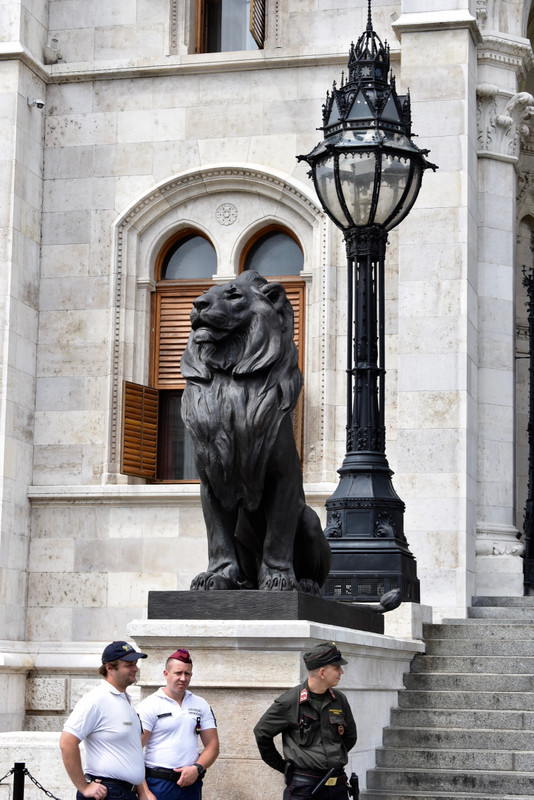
left=27, top=98, right=45, bottom=109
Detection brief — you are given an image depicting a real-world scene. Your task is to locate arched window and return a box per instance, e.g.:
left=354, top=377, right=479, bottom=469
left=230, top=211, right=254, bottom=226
left=243, top=229, right=304, bottom=276
left=162, top=234, right=217, bottom=280
left=121, top=226, right=306, bottom=482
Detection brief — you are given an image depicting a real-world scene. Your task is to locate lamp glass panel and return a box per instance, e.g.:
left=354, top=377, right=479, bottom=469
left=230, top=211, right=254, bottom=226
left=338, top=151, right=376, bottom=227
left=315, top=156, right=352, bottom=229
left=373, top=155, right=410, bottom=225
left=384, top=161, right=423, bottom=231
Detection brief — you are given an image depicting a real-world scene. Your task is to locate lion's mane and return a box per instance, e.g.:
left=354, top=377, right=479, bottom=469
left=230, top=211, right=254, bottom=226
left=181, top=271, right=302, bottom=511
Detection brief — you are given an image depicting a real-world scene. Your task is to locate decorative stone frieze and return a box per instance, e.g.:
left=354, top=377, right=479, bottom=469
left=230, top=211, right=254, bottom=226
left=477, top=84, right=534, bottom=161
left=478, top=35, right=534, bottom=85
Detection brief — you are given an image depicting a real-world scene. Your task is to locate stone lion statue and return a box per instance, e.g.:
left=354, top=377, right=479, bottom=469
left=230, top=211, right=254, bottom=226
left=180, top=271, right=331, bottom=593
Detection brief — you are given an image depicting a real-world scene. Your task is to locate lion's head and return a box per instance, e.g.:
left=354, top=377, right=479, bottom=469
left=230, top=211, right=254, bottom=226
left=181, top=270, right=298, bottom=385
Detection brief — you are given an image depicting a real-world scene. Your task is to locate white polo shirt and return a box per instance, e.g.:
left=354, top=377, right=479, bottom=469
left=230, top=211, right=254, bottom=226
left=137, top=688, right=216, bottom=769
left=63, top=681, right=145, bottom=786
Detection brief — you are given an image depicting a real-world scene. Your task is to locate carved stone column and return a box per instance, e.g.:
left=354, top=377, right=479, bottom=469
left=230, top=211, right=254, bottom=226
left=475, top=35, right=534, bottom=594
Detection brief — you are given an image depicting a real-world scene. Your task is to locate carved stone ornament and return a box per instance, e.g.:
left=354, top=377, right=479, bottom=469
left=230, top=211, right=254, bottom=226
left=475, top=525, right=524, bottom=557
left=215, top=202, right=238, bottom=226
left=477, top=84, right=534, bottom=161
left=476, top=0, right=487, bottom=30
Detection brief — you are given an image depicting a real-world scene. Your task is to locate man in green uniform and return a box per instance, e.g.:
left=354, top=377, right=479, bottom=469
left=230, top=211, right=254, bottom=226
left=253, top=642, right=357, bottom=800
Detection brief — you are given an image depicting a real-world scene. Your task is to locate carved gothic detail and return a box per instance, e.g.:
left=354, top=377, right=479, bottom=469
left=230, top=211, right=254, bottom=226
left=476, top=0, right=488, bottom=29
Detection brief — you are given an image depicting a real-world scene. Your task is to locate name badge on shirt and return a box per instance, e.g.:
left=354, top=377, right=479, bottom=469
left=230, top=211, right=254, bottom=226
left=123, top=721, right=133, bottom=726
left=157, top=713, right=172, bottom=719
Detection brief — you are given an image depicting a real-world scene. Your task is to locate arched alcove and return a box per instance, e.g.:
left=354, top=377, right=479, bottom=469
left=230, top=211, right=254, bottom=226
left=104, top=165, right=328, bottom=482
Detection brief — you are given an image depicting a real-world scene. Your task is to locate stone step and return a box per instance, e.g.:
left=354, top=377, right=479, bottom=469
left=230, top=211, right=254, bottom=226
left=383, top=727, right=534, bottom=751
left=424, top=637, right=534, bottom=656
left=366, top=768, right=534, bottom=794
left=472, top=596, right=534, bottom=607
left=397, top=689, right=534, bottom=711
left=389, top=707, right=534, bottom=730
left=403, top=672, right=534, bottom=692
left=424, top=622, right=534, bottom=640
left=467, top=607, right=534, bottom=620
left=410, top=654, right=534, bottom=674
left=375, top=747, right=534, bottom=771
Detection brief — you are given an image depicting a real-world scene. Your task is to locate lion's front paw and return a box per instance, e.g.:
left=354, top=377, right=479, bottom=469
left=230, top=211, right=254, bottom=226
left=298, top=578, right=322, bottom=596
left=190, top=566, right=240, bottom=590
left=259, top=565, right=300, bottom=591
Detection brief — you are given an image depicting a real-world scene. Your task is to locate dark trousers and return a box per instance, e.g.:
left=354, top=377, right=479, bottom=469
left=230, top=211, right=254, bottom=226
left=146, top=776, right=202, bottom=800
left=283, top=771, right=349, bottom=800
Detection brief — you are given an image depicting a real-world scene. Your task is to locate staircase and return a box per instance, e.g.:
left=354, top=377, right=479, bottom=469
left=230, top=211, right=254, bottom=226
left=363, top=597, right=534, bottom=800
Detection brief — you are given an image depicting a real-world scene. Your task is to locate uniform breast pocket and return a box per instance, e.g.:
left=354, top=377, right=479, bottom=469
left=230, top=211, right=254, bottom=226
left=328, top=710, right=346, bottom=738
left=297, top=714, right=320, bottom=746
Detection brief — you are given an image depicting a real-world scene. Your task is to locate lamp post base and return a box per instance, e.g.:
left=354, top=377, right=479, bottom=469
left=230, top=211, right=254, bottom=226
left=322, top=451, right=420, bottom=604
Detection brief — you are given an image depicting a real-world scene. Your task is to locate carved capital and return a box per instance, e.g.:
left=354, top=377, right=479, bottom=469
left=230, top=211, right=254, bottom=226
left=477, top=84, right=534, bottom=160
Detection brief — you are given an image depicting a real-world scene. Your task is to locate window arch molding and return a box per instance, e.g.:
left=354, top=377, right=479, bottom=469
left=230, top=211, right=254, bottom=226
left=106, top=164, right=328, bottom=483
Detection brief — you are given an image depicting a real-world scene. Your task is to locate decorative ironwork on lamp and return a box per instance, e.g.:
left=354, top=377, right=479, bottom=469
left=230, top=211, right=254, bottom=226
left=298, top=0, right=437, bottom=602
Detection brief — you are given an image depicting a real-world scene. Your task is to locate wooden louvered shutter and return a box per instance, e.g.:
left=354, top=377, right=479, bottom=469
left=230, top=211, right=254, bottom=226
left=283, top=280, right=305, bottom=459
left=121, top=381, right=158, bottom=479
left=249, top=0, right=265, bottom=48
left=152, top=284, right=208, bottom=389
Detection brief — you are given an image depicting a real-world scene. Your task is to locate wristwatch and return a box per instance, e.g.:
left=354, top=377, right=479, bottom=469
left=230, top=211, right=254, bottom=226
left=194, top=763, right=206, bottom=779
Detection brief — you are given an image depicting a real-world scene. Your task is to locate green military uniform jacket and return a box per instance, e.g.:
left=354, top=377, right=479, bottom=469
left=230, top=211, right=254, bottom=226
left=253, top=680, right=357, bottom=773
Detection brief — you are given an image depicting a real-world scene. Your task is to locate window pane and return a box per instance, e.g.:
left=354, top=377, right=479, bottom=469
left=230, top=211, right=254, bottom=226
left=245, top=232, right=304, bottom=276
left=204, top=0, right=258, bottom=52
left=163, top=235, right=216, bottom=280
left=157, top=391, right=199, bottom=480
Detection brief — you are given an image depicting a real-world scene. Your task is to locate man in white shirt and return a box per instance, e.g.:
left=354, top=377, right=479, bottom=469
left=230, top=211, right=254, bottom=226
left=137, top=648, right=219, bottom=800
left=59, top=641, right=156, bottom=800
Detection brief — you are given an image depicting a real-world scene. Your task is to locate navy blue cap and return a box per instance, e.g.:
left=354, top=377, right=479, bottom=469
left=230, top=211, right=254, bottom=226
left=101, top=641, right=147, bottom=664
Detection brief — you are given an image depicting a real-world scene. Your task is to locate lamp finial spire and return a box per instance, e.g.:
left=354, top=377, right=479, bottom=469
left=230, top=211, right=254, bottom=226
left=367, top=0, right=373, bottom=31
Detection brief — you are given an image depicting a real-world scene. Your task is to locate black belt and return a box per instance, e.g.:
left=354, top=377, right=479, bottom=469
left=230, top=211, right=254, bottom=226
left=145, top=767, right=181, bottom=783
left=85, top=775, right=137, bottom=792
left=294, top=769, right=345, bottom=779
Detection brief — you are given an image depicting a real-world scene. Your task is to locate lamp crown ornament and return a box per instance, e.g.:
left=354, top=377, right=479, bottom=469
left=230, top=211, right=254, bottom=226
left=298, top=0, right=436, bottom=240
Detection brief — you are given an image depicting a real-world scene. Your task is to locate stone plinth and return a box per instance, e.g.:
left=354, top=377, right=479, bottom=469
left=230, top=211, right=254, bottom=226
left=128, top=614, right=424, bottom=798
left=147, top=590, right=384, bottom=633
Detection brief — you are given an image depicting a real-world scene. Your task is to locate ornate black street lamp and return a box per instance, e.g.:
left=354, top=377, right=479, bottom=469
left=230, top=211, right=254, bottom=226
left=298, top=1, right=436, bottom=602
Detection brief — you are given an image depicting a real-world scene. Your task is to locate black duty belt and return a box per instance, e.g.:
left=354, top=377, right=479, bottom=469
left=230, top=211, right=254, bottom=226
left=145, top=767, right=181, bottom=783
left=85, top=775, right=137, bottom=792
left=294, top=769, right=345, bottom=779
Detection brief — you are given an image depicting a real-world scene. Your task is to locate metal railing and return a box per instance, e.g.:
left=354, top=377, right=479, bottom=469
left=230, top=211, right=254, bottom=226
left=0, top=763, right=63, bottom=800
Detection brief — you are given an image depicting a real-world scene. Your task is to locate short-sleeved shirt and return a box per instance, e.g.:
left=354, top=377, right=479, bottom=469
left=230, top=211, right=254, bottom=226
left=63, top=681, right=145, bottom=785
left=137, top=688, right=216, bottom=768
